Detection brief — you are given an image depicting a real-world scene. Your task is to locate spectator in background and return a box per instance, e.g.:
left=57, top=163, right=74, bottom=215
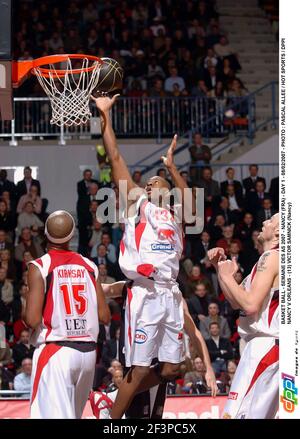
left=187, top=281, right=211, bottom=326
left=213, top=36, right=240, bottom=71
left=88, top=220, right=104, bottom=251
left=164, top=67, right=186, bottom=93
left=106, top=367, right=124, bottom=393
left=199, top=302, right=231, bottom=340
left=0, top=169, right=16, bottom=200
left=148, top=78, right=167, bottom=97
left=235, top=212, right=255, bottom=244
left=98, top=264, right=116, bottom=285
left=246, top=180, right=269, bottom=215
left=0, top=337, right=14, bottom=390
left=0, top=249, right=17, bottom=282
left=220, top=167, right=243, bottom=198
left=189, top=134, right=212, bottom=184
left=198, top=167, right=220, bottom=206
left=12, top=329, right=35, bottom=369
left=225, top=184, right=244, bottom=222
left=242, top=164, right=266, bottom=194
left=17, top=201, right=44, bottom=235
left=14, top=227, right=44, bottom=263
left=183, top=356, right=207, bottom=395
left=206, top=322, right=234, bottom=375
left=1, top=190, right=16, bottom=215
left=218, top=360, right=237, bottom=393
left=207, top=214, right=226, bottom=242
left=213, top=196, right=236, bottom=226
left=269, top=176, right=279, bottom=211
left=216, top=225, right=241, bottom=256
left=13, top=357, right=32, bottom=396
left=191, top=79, right=209, bottom=97
left=16, top=166, right=41, bottom=200
left=77, top=169, right=99, bottom=200
left=17, top=184, right=42, bottom=214
left=101, top=326, right=121, bottom=369
left=100, top=233, right=117, bottom=263
left=0, top=267, right=14, bottom=308
left=186, top=265, right=206, bottom=295
left=227, top=241, right=246, bottom=274
left=0, top=230, right=13, bottom=253
left=0, top=200, right=16, bottom=238
left=256, top=198, right=276, bottom=229
left=132, top=170, right=145, bottom=188
left=203, top=48, right=219, bottom=69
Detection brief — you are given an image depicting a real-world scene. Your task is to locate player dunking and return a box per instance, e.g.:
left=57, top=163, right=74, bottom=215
left=91, top=94, right=194, bottom=419
left=208, top=213, right=279, bottom=419
left=25, top=210, right=110, bottom=419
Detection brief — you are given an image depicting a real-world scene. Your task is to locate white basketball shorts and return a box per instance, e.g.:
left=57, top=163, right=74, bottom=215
left=124, top=281, right=185, bottom=367
left=30, top=342, right=96, bottom=419
left=222, top=336, right=279, bottom=419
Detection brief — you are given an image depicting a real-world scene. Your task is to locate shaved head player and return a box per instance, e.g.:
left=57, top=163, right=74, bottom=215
left=91, top=94, right=195, bottom=419
left=25, top=210, right=110, bottom=419
left=208, top=213, right=279, bottom=419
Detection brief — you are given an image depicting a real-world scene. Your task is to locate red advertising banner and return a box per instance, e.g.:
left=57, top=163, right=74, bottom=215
left=0, top=396, right=227, bottom=419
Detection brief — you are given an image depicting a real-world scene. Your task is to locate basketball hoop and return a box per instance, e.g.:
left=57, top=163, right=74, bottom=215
left=12, top=54, right=103, bottom=126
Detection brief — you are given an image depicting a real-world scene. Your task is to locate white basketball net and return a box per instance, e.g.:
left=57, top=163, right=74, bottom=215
left=34, top=57, right=101, bottom=127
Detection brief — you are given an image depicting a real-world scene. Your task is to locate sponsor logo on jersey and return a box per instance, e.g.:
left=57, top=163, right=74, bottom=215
left=228, top=392, right=238, bottom=400
left=178, top=332, right=183, bottom=340
left=157, top=228, right=176, bottom=243
left=134, top=329, right=148, bottom=344
left=280, top=372, right=298, bottom=413
left=151, top=243, right=174, bottom=252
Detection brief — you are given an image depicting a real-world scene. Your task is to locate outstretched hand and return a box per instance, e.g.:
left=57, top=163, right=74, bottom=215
left=161, top=134, right=177, bottom=169
left=91, top=93, right=120, bottom=113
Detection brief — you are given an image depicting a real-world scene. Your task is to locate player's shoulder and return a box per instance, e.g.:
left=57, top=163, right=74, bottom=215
left=257, top=249, right=279, bottom=272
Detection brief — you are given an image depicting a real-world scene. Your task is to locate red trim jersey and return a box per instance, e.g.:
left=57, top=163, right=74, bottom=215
left=29, top=249, right=99, bottom=346
left=119, top=196, right=183, bottom=284
left=238, top=249, right=279, bottom=340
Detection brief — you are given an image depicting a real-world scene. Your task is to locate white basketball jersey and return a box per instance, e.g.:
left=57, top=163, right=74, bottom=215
left=29, top=249, right=99, bottom=346
left=238, top=248, right=279, bottom=341
left=119, top=195, right=183, bottom=283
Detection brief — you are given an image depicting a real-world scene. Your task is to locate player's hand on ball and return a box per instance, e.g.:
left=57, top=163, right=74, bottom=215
left=217, top=258, right=239, bottom=278
left=207, top=247, right=226, bottom=268
left=91, top=94, right=120, bottom=113
left=161, top=134, right=177, bottom=169
left=205, top=367, right=218, bottom=398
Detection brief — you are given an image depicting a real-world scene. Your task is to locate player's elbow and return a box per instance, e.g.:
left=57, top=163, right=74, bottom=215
left=24, top=311, right=41, bottom=329
left=244, top=303, right=260, bottom=315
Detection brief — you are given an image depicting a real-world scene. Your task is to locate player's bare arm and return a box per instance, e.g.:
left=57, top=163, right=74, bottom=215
left=24, top=264, right=45, bottom=329
left=92, top=94, right=137, bottom=196
left=101, top=281, right=126, bottom=299
left=96, top=277, right=111, bottom=324
left=161, top=134, right=196, bottom=220
left=218, top=250, right=279, bottom=315
left=183, top=299, right=218, bottom=397
left=207, top=247, right=240, bottom=310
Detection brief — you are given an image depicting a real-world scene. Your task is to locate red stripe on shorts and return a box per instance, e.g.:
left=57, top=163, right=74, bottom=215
left=127, top=287, right=133, bottom=346
left=245, top=343, right=279, bottom=396
left=31, top=344, right=62, bottom=404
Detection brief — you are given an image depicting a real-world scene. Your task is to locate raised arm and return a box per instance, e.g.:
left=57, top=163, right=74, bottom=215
left=92, top=95, right=137, bottom=194
left=207, top=247, right=240, bottom=310
left=161, top=134, right=196, bottom=220
left=217, top=251, right=279, bottom=315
